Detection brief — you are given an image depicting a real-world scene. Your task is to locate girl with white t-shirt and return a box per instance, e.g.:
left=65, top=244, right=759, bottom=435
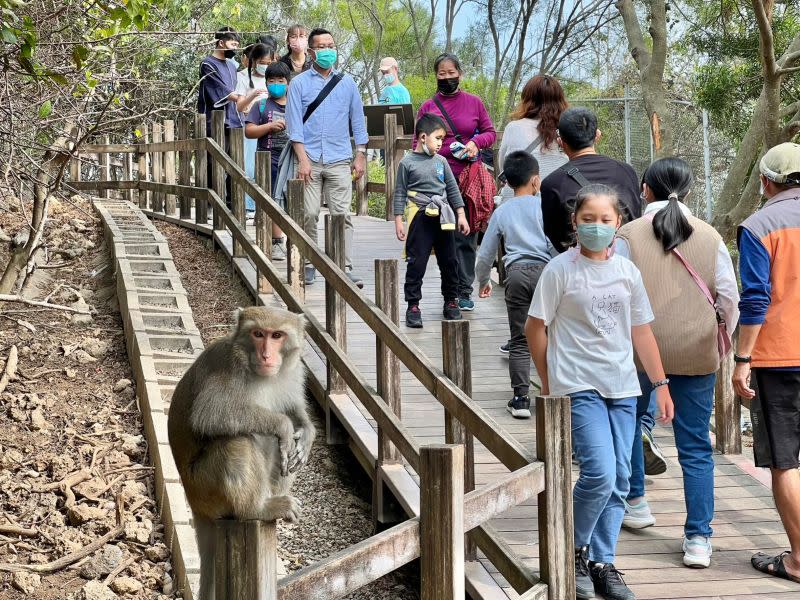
left=526, top=184, right=674, bottom=600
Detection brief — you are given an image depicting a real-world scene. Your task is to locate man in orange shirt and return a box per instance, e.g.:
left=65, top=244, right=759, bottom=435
left=734, top=142, right=800, bottom=584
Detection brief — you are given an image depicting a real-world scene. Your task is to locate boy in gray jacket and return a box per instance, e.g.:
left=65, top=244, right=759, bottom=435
left=394, top=114, right=470, bottom=327
left=476, top=151, right=553, bottom=418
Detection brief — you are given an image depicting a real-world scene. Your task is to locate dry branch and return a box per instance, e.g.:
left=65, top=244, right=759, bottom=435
left=0, top=525, right=37, bottom=538
left=0, top=294, right=90, bottom=314
left=0, top=496, right=125, bottom=574
left=0, top=345, right=19, bottom=395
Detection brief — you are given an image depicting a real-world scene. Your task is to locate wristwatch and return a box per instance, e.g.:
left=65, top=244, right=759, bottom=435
left=651, top=378, right=670, bottom=389
left=356, top=145, right=367, bottom=154
left=734, top=354, right=752, bottom=363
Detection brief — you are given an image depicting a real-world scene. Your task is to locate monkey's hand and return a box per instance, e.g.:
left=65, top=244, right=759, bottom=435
left=274, top=416, right=297, bottom=477
left=263, top=495, right=302, bottom=522
left=288, top=427, right=314, bottom=474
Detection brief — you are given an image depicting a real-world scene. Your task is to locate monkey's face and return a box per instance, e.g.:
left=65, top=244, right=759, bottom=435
left=250, top=328, right=287, bottom=377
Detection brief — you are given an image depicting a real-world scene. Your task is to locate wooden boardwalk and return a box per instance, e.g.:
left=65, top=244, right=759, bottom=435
left=296, top=214, right=800, bottom=600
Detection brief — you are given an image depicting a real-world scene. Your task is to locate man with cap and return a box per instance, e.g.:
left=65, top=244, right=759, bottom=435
left=378, top=57, right=411, bottom=105
left=733, top=142, right=800, bottom=583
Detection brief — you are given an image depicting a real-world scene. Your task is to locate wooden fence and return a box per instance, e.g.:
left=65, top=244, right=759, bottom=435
left=71, top=111, right=574, bottom=600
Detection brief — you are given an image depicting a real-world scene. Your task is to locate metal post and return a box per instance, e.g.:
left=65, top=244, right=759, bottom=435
left=623, top=85, right=632, bottom=166
left=703, top=109, right=714, bottom=222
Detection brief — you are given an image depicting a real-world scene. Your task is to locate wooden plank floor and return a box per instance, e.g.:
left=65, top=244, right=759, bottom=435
left=288, top=213, right=800, bottom=600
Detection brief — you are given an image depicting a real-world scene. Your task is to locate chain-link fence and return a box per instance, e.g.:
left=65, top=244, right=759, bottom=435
left=572, top=88, right=734, bottom=223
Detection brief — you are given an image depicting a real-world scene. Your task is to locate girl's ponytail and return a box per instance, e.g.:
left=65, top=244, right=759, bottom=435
left=644, top=158, right=695, bottom=252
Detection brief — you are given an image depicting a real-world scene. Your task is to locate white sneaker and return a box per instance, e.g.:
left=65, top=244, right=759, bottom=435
left=271, top=240, right=286, bottom=261
left=682, top=535, right=712, bottom=568
left=622, top=499, right=656, bottom=529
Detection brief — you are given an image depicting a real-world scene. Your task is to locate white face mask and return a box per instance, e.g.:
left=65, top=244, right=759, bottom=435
left=256, top=64, right=268, bottom=76
left=421, top=135, right=434, bottom=156
left=760, top=179, right=766, bottom=196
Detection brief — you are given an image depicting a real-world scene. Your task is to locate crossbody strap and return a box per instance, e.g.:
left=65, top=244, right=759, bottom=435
left=303, top=73, right=343, bottom=123
left=562, top=164, right=592, bottom=188
left=523, top=135, right=543, bottom=154
left=433, top=96, right=464, bottom=143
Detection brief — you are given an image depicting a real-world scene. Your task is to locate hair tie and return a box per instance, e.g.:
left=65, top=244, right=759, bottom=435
left=668, top=192, right=679, bottom=201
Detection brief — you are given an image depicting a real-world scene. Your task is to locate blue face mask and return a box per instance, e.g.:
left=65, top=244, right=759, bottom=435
left=383, top=73, right=395, bottom=84
left=268, top=83, right=287, bottom=98
left=576, top=223, right=616, bottom=252
left=313, top=49, right=337, bottom=69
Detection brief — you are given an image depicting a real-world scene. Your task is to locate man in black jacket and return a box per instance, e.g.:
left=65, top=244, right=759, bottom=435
left=541, top=107, right=642, bottom=253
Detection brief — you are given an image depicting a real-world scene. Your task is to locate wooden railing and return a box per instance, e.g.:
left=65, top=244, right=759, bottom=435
left=70, top=111, right=574, bottom=600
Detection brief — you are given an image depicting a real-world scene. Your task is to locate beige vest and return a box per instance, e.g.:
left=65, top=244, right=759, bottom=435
left=616, top=215, right=721, bottom=375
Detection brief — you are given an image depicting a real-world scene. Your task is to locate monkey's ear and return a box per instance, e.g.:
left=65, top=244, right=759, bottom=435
left=231, top=307, right=245, bottom=333
left=294, top=312, right=306, bottom=338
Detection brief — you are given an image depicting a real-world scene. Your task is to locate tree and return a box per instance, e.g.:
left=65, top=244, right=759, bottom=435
left=617, top=0, right=674, bottom=156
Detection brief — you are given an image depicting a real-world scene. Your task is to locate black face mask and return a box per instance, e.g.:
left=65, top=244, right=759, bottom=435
left=437, top=77, right=460, bottom=95
left=224, top=49, right=237, bottom=59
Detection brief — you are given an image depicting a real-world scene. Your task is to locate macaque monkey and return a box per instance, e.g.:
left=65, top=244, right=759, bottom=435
left=167, top=305, right=316, bottom=600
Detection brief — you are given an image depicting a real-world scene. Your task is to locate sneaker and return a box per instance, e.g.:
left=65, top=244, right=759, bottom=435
left=590, top=563, right=635, bottom=600
left=642, top=427, right=667, bottom=475
left=346, top=269, right=364, bottom=289
left=507, top=395, right=531, bottom=419
left=443, top=300, right=462, bottom=320
left=304, top=266, right=316, bottom=285
left=575, top=546, right=595, bottom=600
left=499, top=342, right=510, bottom=354
left=271, top=239, right=286, bottom=261
left=458, top=297, right=475, bottom=311
left=622, top=499, right=656, bottom=529
left=406, top=305, right=423, bottom=328
left=682, top=535, right=712, bottom=568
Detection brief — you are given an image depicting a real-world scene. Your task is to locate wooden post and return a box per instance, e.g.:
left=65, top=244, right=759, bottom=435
left=355, top=117, right=369, bottom=216
left=164, top=119, right=177, bottom=215
left=123, top=150, right=134, bottom=203
left=383, top=113, right=398, bottom=221
left=99, top=135, right=110, bottom=199
left=70, top=154, right=80, bottom=183
left=211, top=110, right=226, bottom=231
left=229, top=126, right=246, bottom=256
left=714, top=352, right=741, bottom=454
left=420, top=444, right=465, bottom=600
left=177, top=116, right=192, bottom=219
left=374, top=258, right=403, bottom=524
left=324, top=214, right=348, bottom=445
left=194, top=114, right=208, bottom=224
left=151, top=122, right=163, bottom=213
left=255, top=150, right=273, bottom=294
left=535, top=395, right=575, bottom=600
left=137, top=124, right=149, bottom=209
left=214, top=520, right=277, bottom=600
left=441, top=320, right=476, bottom=559
left=286, top=179, right=306, bottom=302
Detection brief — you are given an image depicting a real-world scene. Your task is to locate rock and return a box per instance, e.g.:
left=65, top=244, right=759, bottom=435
left=161, top=572, right=173, bottom=595
left=0, top=227, right=10, bottom=243
left=80, top=581, right=118, bottom=600
left=124, top=517, right=153, bottom=543
left=29, top=408, right=47, bottom=430
left=80, top=545, right=123, bottom=579
left=0, top=448, right=23, bottom=469
left=144, top=545, right=169, bottom=562
left=82, top=338, right=109, bottom=358
left=73, top=350, right=97, bottom=364
left=118, top=434, right=143, bottom=457
left=65, top=367, right=77, bottom=378
left=12, top=229, right=29, bottom=248
left=12, top=571, right=41, bottom=594
left=8, top=407, right=27, bottom=422
left=120, top=481, right=146, bottom=502
left=112, top=379, right=132, bottom=393
left=67, top=503, right=107, bottom=526
left=110, top=577, right=143, bottom=595
left=71, top=299, right=93, bottom=325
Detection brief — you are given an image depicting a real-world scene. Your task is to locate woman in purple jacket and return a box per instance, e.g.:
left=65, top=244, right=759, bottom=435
left=417, top=53, right=497, bottom=311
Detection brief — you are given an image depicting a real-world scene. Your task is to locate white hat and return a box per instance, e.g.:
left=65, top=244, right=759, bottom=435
left=379, top=57, right=398, bottom=71
left=760, top=142, right=800, bottom=185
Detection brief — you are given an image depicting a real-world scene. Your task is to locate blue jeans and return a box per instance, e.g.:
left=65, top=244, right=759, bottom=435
left=571, top=390, right=637, bottom=564
left=629, top=373, right=716, bottom=538
left=629, top=372, right=657, bottom=499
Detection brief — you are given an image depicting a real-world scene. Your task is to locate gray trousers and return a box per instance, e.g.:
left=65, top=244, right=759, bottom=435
left=303, top=159, right=354, bottom=269
left=504, top=262, right=546, bottom=397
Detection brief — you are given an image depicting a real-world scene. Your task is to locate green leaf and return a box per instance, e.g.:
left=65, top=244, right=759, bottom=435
left=1, top=27, right=17, bottom=43
left=72, top=45, right=89, bottom=69
left=38, top=100, right=52, bottom=118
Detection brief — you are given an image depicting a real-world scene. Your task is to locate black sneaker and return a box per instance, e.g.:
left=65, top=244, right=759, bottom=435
left=406, top=304, right=423, bottom=328
left=507, top=395, right=531, bottom=419
left=590, top=563, right=635, bottom=600
left=575, top=546, right=595, bottom=599
left=499, top=342, right=510, bottom=354
left=642, top=427, right=667, bottom=475
left=443, top=299, right=462, bottom=320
